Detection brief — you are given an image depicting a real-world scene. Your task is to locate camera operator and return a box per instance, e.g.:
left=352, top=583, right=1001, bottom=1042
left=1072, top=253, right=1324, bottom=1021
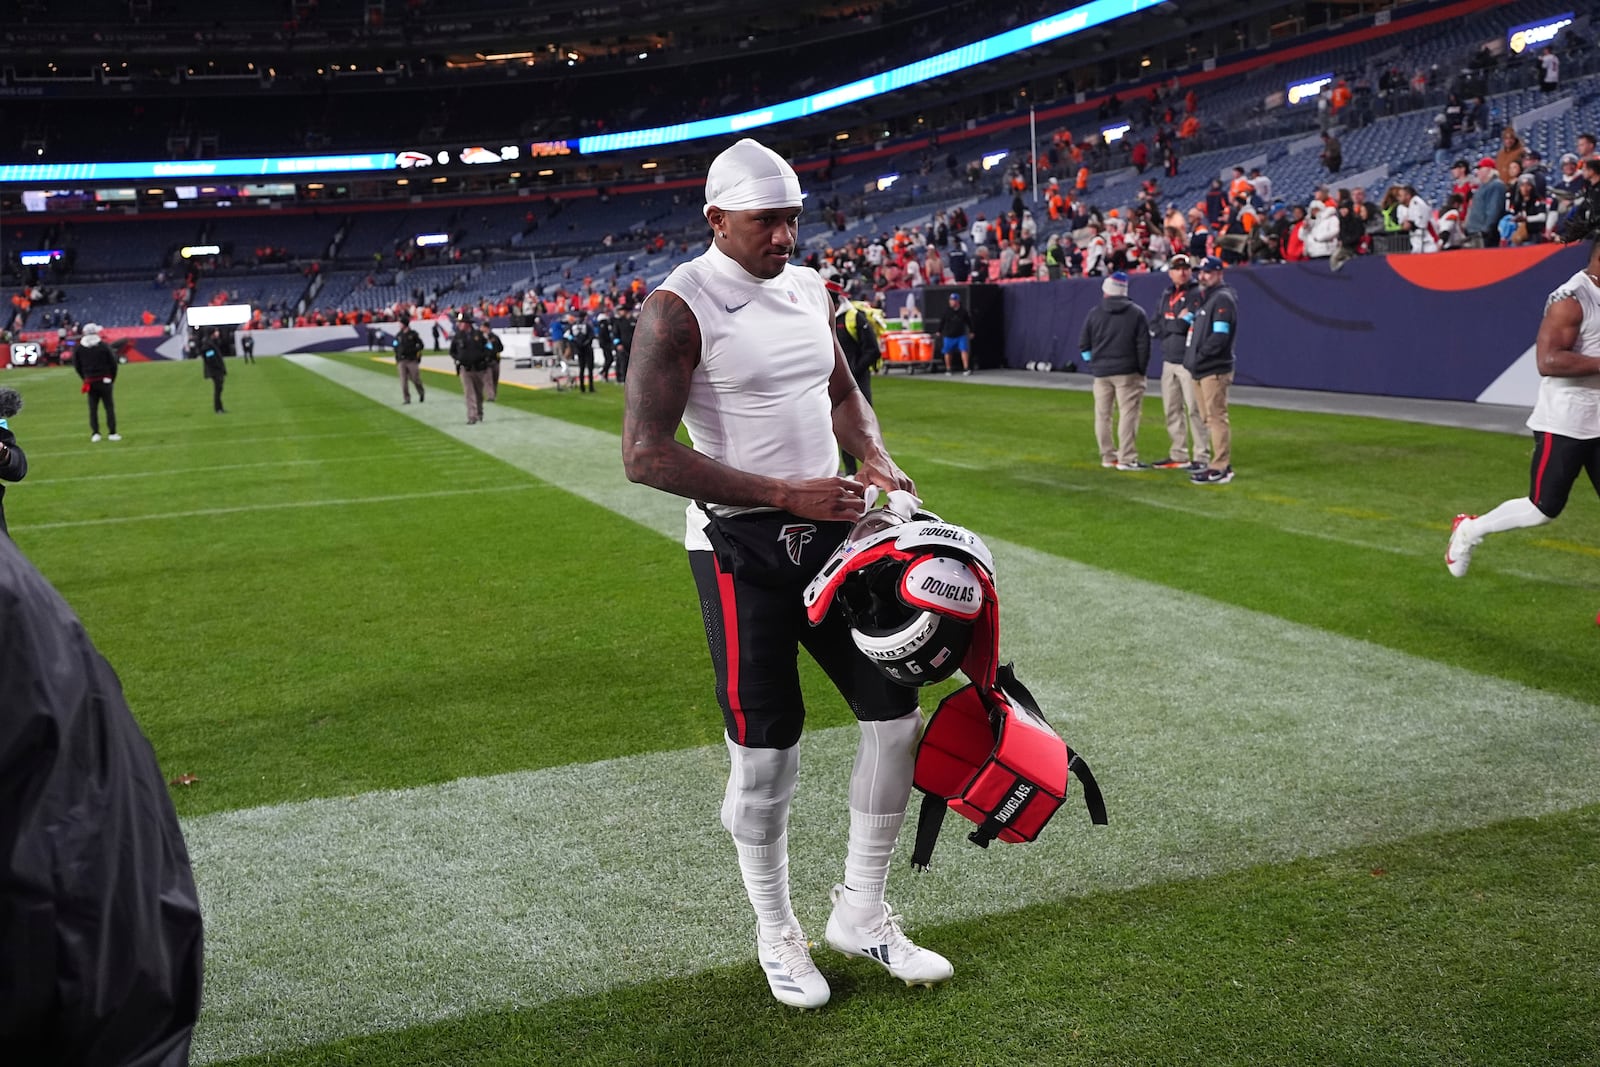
left=1555, top=160, right=1600, bottom=241
left=0, top=388, right=26, bottom=536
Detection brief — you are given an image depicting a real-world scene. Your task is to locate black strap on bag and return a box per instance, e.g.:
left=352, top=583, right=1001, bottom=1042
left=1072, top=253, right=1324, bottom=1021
left=996, top=665, right=1106, bottom=827
left=911, top=792, right=948, bottom=872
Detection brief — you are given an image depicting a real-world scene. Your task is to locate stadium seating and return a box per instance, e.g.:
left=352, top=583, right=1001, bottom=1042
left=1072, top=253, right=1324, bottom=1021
left=28, top=279, right=172, bottom=330
left=11, top=0, right=1600, bottom=330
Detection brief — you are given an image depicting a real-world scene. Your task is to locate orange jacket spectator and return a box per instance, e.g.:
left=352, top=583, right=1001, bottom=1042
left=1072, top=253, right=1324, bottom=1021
left=1179, top=115, right=1201, bottom=140
left=1496, top=127, right=1526, bottom=185
left=1075, top=166, right=1090, bottom=193
left=1330, top=80, right=1351, bottom=112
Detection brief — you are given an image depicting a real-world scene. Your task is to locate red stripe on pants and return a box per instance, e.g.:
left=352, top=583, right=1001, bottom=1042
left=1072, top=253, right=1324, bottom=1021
left=1533, top=432, right=1554, bottom=507
left=714, top=555, right=746, bottom=744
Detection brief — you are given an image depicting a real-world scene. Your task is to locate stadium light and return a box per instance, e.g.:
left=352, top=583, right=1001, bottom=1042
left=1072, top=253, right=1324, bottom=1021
left=1508, top=13, right=1573, bottom=53
left=1286, top=73, right=1333, bottom=107
left=186, top=304, right=251, bottom=327
left=578, top=0, right=1159, bottom=154
left=1, top=0, right=1158, bottom=186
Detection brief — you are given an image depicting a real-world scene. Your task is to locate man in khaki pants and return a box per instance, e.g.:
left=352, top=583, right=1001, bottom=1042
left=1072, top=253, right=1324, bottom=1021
left=1078, top=271, right=1152, bottom=470
left=1149, top=254, right=1208, bottom=471
left=1184, top=256, right=1238, bottom=485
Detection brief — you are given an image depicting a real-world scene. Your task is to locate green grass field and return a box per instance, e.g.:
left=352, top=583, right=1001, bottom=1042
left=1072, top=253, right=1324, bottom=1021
left=8, top=354, right=1599, bottom=1066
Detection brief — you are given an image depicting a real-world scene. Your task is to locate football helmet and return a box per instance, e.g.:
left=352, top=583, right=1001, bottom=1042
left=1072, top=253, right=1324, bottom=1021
left=805, top=493, right=998, bottom=688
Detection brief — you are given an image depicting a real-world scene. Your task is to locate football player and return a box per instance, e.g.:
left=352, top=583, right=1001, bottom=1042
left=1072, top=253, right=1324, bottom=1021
left=622, top=139, right=949, bottom=1009
left=1447, top=230, right=1600, bottom=575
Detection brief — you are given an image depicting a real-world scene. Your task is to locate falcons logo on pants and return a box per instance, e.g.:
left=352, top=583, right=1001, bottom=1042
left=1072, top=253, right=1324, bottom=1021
left=779, top=523, right=816, bottom=565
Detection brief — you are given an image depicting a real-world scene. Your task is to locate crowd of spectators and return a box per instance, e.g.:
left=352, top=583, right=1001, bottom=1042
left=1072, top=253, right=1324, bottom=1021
left=8, top=25, right=1600, bottom=338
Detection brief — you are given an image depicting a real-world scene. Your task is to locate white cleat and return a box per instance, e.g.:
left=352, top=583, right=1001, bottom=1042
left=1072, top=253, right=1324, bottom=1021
left=757, top=927, right=830, bottom=1009
left=90, top=433, right=102, bottom=443
left=108, top=433, right=122, bottom=441
left=1446, top=513, right=1477, bottom=577
left=824, top=884, right=953, bottom=988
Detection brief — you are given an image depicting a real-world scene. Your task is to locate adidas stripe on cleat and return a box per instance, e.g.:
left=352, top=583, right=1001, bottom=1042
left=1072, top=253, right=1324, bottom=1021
left=824, top=884, right=953, bottom=988
left=757, top=927, right=830, bottom=1009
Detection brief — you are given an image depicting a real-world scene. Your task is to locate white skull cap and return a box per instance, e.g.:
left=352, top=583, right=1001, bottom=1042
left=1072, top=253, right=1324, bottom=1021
left=703, top=138, right=803, bottom=219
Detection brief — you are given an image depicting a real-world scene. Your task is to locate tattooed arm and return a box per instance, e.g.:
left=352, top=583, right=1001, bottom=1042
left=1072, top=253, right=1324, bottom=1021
left=622, top=290, right=872, bottom=521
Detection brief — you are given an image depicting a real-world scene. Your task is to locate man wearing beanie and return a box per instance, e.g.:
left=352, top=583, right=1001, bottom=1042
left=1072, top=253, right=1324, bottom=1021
left=1079, top=271, right=1152, bottom=470
left=71, top=324, right=121, bottom=442
left=622, top=138, right=945, bottom=1010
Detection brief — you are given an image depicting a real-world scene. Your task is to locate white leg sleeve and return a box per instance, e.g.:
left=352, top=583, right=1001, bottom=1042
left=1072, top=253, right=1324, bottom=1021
left=843, top=712, right=921, bottom=908
left=721, top=735, right=800, bottom=935
left=1473, top=496, right=1554, bottom=537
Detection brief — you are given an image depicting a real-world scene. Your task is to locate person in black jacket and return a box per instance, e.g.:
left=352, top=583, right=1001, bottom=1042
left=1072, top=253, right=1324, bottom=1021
left=568, top=311, right=596, bottom=393
left=939, top=291, right=973, bottom=374
left=829, top=282, right=881, bottom=475
left=595, top=314, right=620, bottom=385
left=1149, top=255, right=1208, bottom=471
left=0, top=534, right=204, bottom=1063
left=240, top=331, right=255, bottom=363
left=71, top=323, right=120, bottom=442
left=0, top=388, right=26, bottom=537
left=1331, top=198, right=1366, bottom=272
left=1079, top=271, right=1152, bottom=470
left=1185, top=256, right=1239, bottom=484
left=482, top=325, right=504, bottom=401
left=452, top=320, right=492, bottom=423
left=201, top=328, right=228, bottom=413
left=394, top=320, right=426, bottom=404
left=613, top=308, right=636, bottom=385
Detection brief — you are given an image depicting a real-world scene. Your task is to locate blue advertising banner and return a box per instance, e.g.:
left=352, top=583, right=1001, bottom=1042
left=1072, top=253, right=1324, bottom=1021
left=990, top=245, right=1584, bottom=403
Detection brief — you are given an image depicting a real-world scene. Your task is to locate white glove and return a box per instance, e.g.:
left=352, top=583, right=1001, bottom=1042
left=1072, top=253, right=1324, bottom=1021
left=885, top=488, right=922, bottom=521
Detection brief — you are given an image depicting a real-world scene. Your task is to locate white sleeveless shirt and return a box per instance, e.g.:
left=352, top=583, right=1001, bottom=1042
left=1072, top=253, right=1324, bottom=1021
left=654, top=241, right=841, bottom=550
left=1530, top=270, right=1600, bottom=440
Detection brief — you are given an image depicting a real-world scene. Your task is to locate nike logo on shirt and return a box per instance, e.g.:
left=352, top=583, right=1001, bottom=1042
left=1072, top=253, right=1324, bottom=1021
left=724, top=301, right=751, bottom=313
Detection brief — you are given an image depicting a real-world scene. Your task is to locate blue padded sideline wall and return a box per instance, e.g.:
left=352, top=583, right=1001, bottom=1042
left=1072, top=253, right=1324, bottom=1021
left=989, top=245, right=1586, bottom=404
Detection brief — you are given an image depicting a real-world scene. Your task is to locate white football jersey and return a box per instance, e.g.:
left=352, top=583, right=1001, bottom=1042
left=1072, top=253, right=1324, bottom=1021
left=1530, top=269, right=1600, bottom=440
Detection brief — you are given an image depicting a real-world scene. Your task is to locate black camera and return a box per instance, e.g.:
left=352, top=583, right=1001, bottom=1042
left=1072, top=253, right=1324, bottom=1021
left=1557, top=183, right=1600, bottom=243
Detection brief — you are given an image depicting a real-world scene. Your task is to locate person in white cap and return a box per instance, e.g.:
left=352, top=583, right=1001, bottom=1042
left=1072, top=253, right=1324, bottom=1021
left=622, top=138, right=947, bottom=1009
left=71, top=323, right=121, bottom=442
